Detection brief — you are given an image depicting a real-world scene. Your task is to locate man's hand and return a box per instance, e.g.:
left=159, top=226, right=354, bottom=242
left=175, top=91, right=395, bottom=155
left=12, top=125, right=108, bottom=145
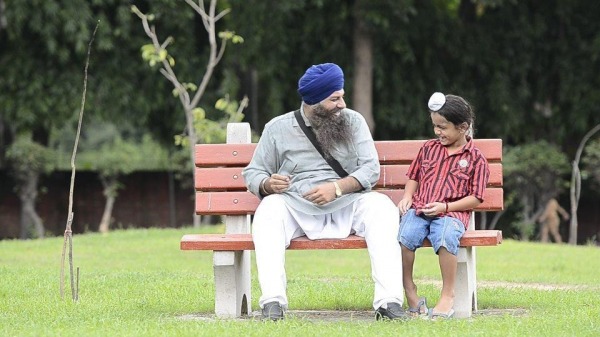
left=265, top=174, right=292, bottom=194
left=303, top=182, right=337, bottom=205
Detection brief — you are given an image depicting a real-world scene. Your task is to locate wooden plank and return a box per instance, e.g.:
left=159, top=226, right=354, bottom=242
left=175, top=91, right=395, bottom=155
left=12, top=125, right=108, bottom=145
left=195, top=163, right=503, bottom=190
left=355, top=163, right=501, bottom=187
left=195, top=143, right=256, bottom=167
left=180, top=230, right=503, bottom=251
left=195, top=167, right=247, bottom=190
left=374, top=140, right=426, bottom=164
left=195, top=188, right=504, bottom=215
left=195, top=191, right=259, bottom=215
left=195, top=139, right=503, bottom=167
left=375, top=139, right=502, bottom=164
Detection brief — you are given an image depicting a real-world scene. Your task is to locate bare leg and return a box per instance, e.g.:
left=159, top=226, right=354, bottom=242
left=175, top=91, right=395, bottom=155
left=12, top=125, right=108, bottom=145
left=434, top=247, right=457, bottom=313
left=540, top=222, right=550, bottom=243
left=401, top=244, right=420, bottom=308
left=548, top=220, right=563, bottom=243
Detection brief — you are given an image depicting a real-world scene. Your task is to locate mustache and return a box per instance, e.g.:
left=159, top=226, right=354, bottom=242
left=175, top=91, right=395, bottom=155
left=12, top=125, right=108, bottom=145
left=310, top=106, right=343, bottom=127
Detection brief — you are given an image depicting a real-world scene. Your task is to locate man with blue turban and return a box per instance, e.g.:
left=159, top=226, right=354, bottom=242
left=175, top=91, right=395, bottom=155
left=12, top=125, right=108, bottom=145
left=243, top=63, right=406, bottom=321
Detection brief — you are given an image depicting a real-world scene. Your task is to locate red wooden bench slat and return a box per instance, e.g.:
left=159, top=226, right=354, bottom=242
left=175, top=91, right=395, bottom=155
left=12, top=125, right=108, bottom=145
left=374, top=139, right=502, bottom=164
left=195, top=163, right=503, bottom=190
left=377, top=162, right=503, bottom=188
left=180, top=230, right=503, bottom=251
left=195, top=139, right=503, bottom=166
left=195, top=188, right=504, bottom=215
left=195, top=143, right=256, bottom=167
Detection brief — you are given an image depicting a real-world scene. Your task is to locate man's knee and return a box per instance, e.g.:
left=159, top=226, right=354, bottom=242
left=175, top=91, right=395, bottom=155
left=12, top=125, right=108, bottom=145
left=359, top=192, right=399, bottom=232
left=253, top=194, right=288, bottom=235
left=361, top=193, right=397, bottom=215
left=257, top=194, right=287, bottom=210
left=362, top=191, right=392, bottom=204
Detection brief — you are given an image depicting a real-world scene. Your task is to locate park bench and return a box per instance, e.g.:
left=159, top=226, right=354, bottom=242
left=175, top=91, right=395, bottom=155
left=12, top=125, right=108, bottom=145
left=181, top=123, right=503, bottom=319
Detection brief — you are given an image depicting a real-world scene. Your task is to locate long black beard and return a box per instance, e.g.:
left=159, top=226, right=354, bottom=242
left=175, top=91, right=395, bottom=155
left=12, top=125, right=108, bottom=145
left=307, top=105, right=352, bottom=159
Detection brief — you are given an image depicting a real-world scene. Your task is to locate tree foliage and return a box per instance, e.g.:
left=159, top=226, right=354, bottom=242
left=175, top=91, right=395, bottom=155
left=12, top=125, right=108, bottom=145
left=0, top=0, right=215, bottom=235
left=582, top=138, right=600, bottom=190
left=4, top=0, right=598, bottom=155
left=0, top=0, right=205, bottom=151
left=2, top=0, right=599, bottom=158
left=220, top=0, right=599, bottom=241
left=79, top=134, right=158, bottom=233
left=503, top=141, right=570, bottom=240
left=223, top=0, right=600, bottom=148
left=5, top=136, right=54, bottom=182
left=2, top=0, right=600, bottom=240
left=73, top=122, right=172, bottom=233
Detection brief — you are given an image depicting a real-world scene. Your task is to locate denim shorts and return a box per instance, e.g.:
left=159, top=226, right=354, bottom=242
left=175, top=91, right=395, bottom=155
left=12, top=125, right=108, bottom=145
left=397, top=209, right=466, bottom=255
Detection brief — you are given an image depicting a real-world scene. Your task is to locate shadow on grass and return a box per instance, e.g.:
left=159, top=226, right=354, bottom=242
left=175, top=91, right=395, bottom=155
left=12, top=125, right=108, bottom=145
left=177, top=308, right=528, bottom=322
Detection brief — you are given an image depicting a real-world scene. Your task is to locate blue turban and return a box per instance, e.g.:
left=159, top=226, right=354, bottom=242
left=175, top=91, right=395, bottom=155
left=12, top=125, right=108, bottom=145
left=297, top=63, right=344, bottom=105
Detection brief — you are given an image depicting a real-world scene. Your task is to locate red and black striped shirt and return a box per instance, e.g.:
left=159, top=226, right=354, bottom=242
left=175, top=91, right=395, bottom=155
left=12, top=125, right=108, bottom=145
left=407, top=138, right=490, bottom=228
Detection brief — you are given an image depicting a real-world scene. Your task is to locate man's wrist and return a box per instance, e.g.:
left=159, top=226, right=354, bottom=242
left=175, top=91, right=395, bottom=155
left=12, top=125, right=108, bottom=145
left=333, top=181, right=343, bottom=198
left=259, top=178, right=269, bottom=196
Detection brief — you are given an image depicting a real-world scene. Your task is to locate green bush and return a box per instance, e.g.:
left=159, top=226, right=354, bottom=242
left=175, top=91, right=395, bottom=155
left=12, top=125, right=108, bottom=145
left=5, top=136, right=55, bottom=180
left=503, top=141, right=570, bottom=240
left=582, top=138, right=600, bottom=190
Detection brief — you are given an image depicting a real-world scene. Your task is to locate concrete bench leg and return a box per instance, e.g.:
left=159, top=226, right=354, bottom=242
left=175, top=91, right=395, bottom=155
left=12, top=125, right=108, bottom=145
left=453, top=246, right=477, bottom=318
left=213, top=250, right=251, bottom=318
left=211, top=123, right=253, bottom=318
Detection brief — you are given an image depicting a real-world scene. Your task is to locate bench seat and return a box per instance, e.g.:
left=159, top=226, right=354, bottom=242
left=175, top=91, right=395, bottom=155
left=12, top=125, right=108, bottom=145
left=181, top=231, right=503, bottom=251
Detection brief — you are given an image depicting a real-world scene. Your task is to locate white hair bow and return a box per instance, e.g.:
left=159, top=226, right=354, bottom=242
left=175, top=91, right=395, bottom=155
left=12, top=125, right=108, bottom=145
left=428, top=92, right=446, bottom=112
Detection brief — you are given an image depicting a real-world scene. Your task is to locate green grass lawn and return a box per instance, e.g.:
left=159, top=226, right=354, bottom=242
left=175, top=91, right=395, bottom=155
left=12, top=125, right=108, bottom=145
left=1, top=226, right=599, bottom=336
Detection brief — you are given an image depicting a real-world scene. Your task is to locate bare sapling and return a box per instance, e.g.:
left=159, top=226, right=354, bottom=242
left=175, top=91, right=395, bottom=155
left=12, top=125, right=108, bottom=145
left=60, top=21, right=99, bottom=301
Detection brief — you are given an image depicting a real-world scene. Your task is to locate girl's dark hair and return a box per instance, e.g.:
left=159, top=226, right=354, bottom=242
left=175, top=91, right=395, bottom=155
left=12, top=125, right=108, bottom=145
left=433, top=94, right=475, bottom=128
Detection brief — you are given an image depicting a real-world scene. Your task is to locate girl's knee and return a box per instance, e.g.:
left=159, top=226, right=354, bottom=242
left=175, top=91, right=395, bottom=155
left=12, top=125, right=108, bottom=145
left=431, top=217, right=464, bottom=256
left=438, top=234, right=461, bottom=256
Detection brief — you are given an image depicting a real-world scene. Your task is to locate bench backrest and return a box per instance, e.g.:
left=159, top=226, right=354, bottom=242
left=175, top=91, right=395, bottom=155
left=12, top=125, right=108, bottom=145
left=194, top=138, right=503, bottom=216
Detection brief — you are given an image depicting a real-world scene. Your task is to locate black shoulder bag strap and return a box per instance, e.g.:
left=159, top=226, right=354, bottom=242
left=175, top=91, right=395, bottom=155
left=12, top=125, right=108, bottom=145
left=294, top=110, right=349, bottom=178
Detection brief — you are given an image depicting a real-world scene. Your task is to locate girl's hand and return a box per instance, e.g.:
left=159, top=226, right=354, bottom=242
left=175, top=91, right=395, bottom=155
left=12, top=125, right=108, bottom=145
left=421, top=202, right=445, bottom=217
left=397, top=198, right=412, bottom=215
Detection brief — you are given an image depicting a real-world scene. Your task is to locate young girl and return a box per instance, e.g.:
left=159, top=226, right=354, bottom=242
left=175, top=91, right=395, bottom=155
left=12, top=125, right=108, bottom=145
left=397, top=92, right=490, bottom=319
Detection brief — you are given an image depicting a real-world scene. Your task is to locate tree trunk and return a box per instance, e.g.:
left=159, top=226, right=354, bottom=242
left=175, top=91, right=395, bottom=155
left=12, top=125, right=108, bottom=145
left=184, top=106, right=202, bottom=229
left=478, top=211, right=487, bottom=230
left=18, top=172, right=44, bottom=239
left=99, top=176, right=119, bottom=233
left=0, top=0, right=6, bottom=31
left=569, top=162, right=580, bottom=245
left=488, top=209, right=506, bottom=230
left=518, top=192, right=537, bottom=241
left=352, top=0, right=375, bottom=134
left=569, top=124, right=600, bottom=245
left=98, top=194, right=116, bottom=233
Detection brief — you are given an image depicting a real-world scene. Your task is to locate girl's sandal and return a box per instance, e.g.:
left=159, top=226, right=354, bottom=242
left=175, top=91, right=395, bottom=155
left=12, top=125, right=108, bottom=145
left=407, top=297, right=428, bottom=318
left=428, top=308, right=455, bottom=320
